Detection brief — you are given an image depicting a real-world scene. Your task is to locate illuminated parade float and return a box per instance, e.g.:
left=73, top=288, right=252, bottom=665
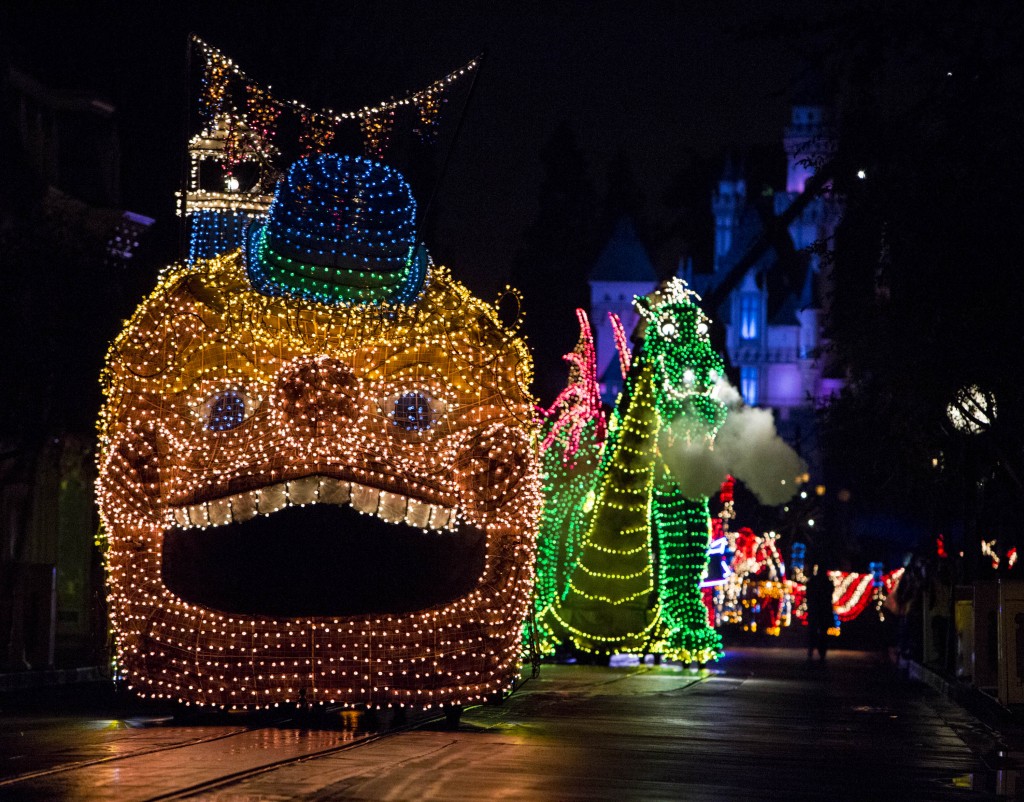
left=534, top=298, right=905, bottom=662
left=95, top=40, right=905, bottom=713
left=96, top=41, right=538, bottom=712
left=536, top=282, right=729, bottom=664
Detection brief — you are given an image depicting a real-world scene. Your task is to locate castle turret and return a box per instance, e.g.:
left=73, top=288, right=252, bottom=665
left=783, top=105, right=832, bottom=195
left=588, top=216, right=658, bottom=404
left=712, top=155, right=745, bottom=272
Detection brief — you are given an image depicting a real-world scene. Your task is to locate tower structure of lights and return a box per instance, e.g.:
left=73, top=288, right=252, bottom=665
left=181, top=114, right=280, bottom=263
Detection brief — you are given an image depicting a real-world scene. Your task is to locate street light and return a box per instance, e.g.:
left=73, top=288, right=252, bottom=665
left=946, top=384, right=997, bottom=435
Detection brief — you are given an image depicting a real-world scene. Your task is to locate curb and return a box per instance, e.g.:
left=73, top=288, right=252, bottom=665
left=908, top=659, right=1016, bottom=727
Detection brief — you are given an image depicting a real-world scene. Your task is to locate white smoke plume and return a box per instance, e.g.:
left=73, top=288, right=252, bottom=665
left=659, top=380, right=807, bottom=505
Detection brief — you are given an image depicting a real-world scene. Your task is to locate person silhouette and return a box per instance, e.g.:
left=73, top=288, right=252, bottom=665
left=806, top=564, right=835, bottom=662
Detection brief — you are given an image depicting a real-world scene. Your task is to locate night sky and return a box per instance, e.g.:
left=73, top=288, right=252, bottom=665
left=3, top=2, right=832, bottom=298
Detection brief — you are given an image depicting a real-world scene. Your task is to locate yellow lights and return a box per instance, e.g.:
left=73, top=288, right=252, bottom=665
left=96, top=251, right=539, bottom=711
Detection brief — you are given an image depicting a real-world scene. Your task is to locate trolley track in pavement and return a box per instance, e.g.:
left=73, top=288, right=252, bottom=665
left=0, top=719, right=262, bottom=788
left=1, top=666, right=663, bottom=801
left=0, top=706, right=451, bottom=800
left=141, top=711, right=451, bottom=802
left=136, top=666, right=655, bottom=801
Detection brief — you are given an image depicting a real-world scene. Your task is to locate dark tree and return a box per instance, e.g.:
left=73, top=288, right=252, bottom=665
left=510, top=122, right=598, bottom=404
left=812, top=0, right=1024, bottom=561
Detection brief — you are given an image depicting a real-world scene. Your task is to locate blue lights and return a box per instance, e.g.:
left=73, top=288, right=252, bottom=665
left=189, top=209, right=252, bottom=263
left=207, top=391, right=246, bottom=431
left=791, top=542, right=806, bottom=572
left=244, top=153, right=424, bottom=306
left=391, top=391, right=433, bottom=431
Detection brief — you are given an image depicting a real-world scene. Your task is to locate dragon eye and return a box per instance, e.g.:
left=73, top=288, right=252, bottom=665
left=391, top=391, right=434, bottom=431
left=207, top=391, right=246, bottom=431
left=658, top=319, right=678, bottom=338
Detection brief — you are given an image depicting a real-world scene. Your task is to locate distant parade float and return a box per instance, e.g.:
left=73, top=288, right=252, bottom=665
left=702, top=477, right=905, bottom=637
left=97, top=147, right=539, bottom=711
left=533, top=292, right=905, bottom=663
left=536, top=282, right=729, bottom=664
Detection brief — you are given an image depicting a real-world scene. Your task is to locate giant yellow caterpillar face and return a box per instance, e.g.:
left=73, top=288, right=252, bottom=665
left=96, top=253, right=539, bottom=710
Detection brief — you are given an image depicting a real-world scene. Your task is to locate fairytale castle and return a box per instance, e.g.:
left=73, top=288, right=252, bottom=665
left=591, top=103, right=844, bottom=461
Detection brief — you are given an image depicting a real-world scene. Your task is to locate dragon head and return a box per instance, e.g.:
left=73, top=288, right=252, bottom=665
left=636, top=278, right=728, bottom=440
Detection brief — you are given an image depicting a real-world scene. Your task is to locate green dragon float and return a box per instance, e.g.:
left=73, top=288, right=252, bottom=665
left=535, top=280, right=728, bottom=664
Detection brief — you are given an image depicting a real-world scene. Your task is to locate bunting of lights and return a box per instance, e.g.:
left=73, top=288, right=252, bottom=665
left=414, top=88, right=445, bottom=144
left=181, top=37, right=477, bottom=266
left=192, top=35, right=477, bottom=155
left=361, top=109, right=396, bottom=160
left=96, top=153, right=539, bottom=712
left=245, top=84, right=282, bottom=146
left=298, top=111, right=337, bottom=156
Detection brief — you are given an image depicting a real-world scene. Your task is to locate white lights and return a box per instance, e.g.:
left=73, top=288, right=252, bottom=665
left=95, top=252, right=540, bottom=712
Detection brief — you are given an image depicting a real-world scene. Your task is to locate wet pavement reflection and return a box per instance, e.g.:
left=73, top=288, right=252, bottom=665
left=0, top=648, right=1014, bottom=800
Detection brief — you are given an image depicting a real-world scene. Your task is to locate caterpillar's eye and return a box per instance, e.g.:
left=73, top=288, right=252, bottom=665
left=392, top=391, right=434, bottom=432
left=204, top=391, right=247, bottom=431
left=380, top=387, right=448, bottom=434
left=657, top=319, right=678, bottom=339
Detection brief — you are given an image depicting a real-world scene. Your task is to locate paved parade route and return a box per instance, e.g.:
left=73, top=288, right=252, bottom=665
left=1, top=648, right=1010, bottom=800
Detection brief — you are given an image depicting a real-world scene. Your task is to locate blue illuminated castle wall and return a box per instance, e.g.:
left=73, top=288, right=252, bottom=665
left=707, top=104, right=843, bottom=413
left=591, top=103, right=843, bottom=463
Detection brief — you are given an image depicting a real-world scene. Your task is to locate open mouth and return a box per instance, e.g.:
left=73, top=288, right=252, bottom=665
left=161, top=477, right=485, bottom=617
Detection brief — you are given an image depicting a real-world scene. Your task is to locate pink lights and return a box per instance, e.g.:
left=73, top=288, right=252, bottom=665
left=538, top=309, right=607, bottom=466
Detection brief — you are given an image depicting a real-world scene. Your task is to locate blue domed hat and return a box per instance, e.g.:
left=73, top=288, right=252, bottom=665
left=245, top=154, right=426, bottom=305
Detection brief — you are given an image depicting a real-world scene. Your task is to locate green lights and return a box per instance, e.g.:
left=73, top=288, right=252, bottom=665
left=536, top=280, right=727, bottom=663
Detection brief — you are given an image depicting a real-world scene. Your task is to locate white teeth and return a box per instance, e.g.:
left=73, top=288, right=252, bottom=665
left=351, top=484, right=380, bottom=514
left=189, top=503, right=210, bottom=527
left=378, top=491, right=408, bottom=523
left=405, top=498, right=431, bottom=529
left=318, top=478, right=351, bottom=505
left=232, top=491, right=258, bottom=522
left=287, top=476, right=319, bottom=505
left=257, top=484, right=287, bottom=515
left=171, top=476, right=455, bottom=534
left=429, top=505, right=452, bottom=530
left=207, top=497, right=232, bottom=526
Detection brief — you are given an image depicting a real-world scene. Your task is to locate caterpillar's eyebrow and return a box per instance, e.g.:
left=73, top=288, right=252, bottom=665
left=172, top=344, right=263, bottom=393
